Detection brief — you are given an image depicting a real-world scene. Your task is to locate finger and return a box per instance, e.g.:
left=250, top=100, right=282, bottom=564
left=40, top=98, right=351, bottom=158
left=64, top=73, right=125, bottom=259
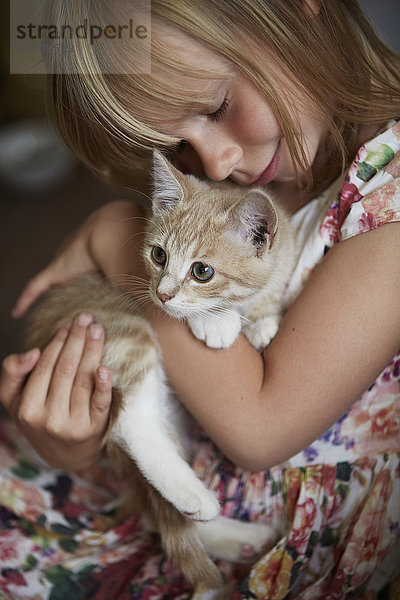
left=69, top=322, right=106, bottom=417
left=12, top=266, right=55, bottom=318
left=0, top=349, right=41, bottom=412
left=46, top=313, right=94, bottom=409
left=20, top=328, right=69, bottom=416
left=90, top=366, right=113, bottom=430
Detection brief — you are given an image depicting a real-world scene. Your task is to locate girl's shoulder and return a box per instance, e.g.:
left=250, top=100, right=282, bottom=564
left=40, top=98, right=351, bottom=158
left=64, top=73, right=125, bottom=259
left=336, top=119, right=400, bottom=242
left=287, top=119, right=400, bottom=305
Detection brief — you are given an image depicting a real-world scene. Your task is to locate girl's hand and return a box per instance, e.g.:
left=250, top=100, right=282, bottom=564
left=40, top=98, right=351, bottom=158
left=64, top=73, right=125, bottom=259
left=12, top=200, right=145, bottom=319
left=0, top=314, right=112, bottom=472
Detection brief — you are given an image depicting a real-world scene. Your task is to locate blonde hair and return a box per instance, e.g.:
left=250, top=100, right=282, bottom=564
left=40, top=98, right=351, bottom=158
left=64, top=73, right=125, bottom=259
left=47, top=0, right=400, bottom=190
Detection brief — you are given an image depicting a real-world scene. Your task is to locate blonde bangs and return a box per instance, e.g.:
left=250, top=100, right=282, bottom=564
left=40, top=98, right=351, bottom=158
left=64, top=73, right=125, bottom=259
left=47, top=0, right=400, bottom=189
left=48, top=6, right=235, bottom=178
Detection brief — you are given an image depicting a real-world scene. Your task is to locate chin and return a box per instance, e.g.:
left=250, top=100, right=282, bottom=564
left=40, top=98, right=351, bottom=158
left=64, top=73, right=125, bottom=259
left=163, top=305, right=189, bottom=320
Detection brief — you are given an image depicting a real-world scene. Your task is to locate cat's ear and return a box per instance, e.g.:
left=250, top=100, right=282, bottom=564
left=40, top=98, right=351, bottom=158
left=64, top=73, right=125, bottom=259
left=233, top=190, right=278, bottom=257
left=152, top=150, right=183, bottom=215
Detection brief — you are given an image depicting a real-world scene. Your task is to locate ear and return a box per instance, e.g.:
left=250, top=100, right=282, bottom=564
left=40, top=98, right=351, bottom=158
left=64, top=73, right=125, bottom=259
left=232, top=190, right=279, bottom=257
left=152, top=150, right=183, bottom=215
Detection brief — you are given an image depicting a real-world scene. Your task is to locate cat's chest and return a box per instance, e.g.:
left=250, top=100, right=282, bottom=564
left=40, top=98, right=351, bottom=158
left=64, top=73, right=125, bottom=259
left=241, top=285, right=283, bottom=321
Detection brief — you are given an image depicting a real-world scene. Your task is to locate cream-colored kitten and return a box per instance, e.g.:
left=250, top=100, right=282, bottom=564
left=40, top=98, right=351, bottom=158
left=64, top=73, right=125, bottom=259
left=24, top=151, right=294, bottom=589
left=147, top=151, right=296, bottom=351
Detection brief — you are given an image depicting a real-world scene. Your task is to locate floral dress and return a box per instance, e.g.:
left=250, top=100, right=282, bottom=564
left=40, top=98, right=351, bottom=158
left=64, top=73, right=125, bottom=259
left=1, top=121, right=400, bottom=600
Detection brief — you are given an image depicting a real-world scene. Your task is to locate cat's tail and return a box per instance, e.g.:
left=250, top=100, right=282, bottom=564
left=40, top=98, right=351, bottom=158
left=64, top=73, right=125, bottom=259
left=147, top=483, right=222, bottom=589
left=108, top=443, right=222, bottom=589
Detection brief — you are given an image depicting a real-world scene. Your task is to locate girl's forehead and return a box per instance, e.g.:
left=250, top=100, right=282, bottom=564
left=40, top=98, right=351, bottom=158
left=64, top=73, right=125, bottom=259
left=152, top=21, right=234, bottom=84
left=129, top=25, right=235, bottom=128
left=154, top=21, right=229, bottom=67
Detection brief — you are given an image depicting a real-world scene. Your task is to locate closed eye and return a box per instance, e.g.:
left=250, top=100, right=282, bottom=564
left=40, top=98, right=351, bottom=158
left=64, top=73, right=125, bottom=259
left=208, top=98, right=230, bottom=122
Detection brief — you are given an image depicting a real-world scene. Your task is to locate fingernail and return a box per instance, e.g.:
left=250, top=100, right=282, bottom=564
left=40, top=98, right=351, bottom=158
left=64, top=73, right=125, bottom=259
left=20, top=348, right=38, bottom=362
left=97, top=367, right=109, bottom=382
left=77, top=312, right=93, bottom=326
left=89, top=323, right=103, bottom=340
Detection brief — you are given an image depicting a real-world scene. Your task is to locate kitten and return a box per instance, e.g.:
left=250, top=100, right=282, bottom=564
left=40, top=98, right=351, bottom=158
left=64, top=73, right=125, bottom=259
left=24, top=151, right=294, bottom=589
left=147, top=152, right=296, bottom=351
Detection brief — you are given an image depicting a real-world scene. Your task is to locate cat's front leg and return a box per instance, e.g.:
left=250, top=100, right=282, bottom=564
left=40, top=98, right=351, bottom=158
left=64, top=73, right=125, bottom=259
left=243, top=314, right=281, bottom=351
left=111, top=365, right=220, bottom=521
left=187, top=310, right=242, bottom=349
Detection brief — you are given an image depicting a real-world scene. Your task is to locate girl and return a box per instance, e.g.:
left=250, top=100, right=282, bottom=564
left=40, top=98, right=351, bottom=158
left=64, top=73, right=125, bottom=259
left=1, top=1, right=400, bottom=598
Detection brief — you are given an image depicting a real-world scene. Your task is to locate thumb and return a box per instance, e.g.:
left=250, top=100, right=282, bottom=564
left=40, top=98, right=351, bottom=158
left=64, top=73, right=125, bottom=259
left=11, top=265, right=57, bottom=319
left=0, top=349, right=41, bottom=411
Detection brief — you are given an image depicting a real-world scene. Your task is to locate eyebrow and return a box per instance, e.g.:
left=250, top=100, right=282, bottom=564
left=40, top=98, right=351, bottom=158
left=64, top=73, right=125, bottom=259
left=185, top=78, right=232, bottom=113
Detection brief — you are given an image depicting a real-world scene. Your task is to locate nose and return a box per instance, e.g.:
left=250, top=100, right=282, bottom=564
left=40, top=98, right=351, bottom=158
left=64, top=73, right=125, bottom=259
left=156, top=291, right=173, bottom=304
left=190, top=133, right=242, bottom=181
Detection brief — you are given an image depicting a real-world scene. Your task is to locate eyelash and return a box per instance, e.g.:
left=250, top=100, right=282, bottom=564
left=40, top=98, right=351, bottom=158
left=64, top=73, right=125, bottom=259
left=209, top=98, right=230, bottom=122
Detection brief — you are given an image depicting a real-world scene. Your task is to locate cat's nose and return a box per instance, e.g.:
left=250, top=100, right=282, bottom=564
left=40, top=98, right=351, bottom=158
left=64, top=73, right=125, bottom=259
left=156, top=291, right=173, bottom=304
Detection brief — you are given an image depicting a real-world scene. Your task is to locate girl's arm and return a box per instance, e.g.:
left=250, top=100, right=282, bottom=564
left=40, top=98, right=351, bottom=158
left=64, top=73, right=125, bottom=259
left=12, top=200, right=146, bottom=318
left=148, top=222, right=400, bottom=471
left=4, top=198, right=399, bottom=472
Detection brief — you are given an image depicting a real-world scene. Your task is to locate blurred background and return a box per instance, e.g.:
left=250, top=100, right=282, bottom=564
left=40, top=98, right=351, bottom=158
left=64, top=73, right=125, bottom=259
left=1, top=0, right=400, bottom=362
left=1, top=2, right=151, bottom=361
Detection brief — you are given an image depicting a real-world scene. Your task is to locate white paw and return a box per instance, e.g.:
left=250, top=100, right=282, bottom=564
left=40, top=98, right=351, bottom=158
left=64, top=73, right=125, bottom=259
left=244, top=315, right=280, bottom=350
left=197, top=517, right=282, bottom=563
left=167, top=480, right=220, bottom=521
left=188, top=312, right=241, bottom=349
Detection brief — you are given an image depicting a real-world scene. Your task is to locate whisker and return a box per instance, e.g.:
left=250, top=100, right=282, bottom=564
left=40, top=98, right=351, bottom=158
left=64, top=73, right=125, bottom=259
left=115, top=294, right=154, bottom=314
left=111, top=275, right=149, bottom=289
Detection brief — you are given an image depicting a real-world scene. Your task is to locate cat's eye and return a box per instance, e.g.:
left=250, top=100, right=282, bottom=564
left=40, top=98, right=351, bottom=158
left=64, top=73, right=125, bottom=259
left=191, top=262, right=214, bottom=282
left=151, top=246, right=167, bottom=267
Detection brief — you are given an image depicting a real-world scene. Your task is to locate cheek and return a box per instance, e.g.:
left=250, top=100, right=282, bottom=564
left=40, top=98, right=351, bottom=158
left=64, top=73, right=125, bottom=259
left=173, top=281, right=217, bottom=307
left=181, top=282, right=212, bottom=303
left=196, top=277, right=236, bottom=304
left=274, top=141, right=297, bottom=180
left=147, top=265, right=163, bottom=295
left=290, top=101, right=326, bottom=158
left=234, top=84, right=281, bottom=144
left=306, top=120, right=326, bottom=159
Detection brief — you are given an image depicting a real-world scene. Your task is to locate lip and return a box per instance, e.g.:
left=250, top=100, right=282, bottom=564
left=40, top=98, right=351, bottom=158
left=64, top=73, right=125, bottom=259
left=252, top=140, right=281, bottom=186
